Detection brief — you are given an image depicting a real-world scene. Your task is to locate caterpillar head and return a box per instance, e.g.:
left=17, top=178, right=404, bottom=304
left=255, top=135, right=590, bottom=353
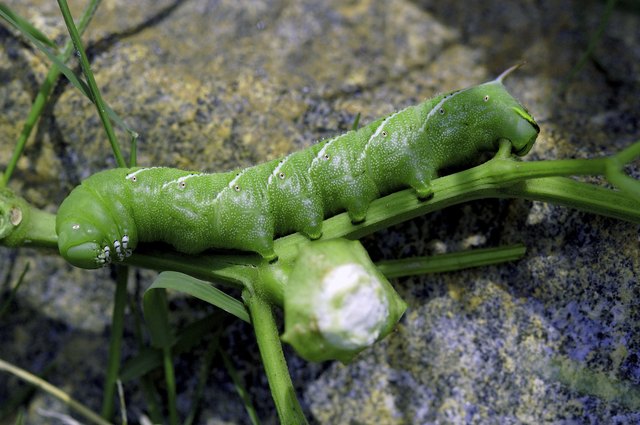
left=483, top=64, right=539, bottom=156
left=56, top=186, right=132, bottom=269
left=429, top=64, right=538, bottom=160
left=57, top=220, right=105, bottom=269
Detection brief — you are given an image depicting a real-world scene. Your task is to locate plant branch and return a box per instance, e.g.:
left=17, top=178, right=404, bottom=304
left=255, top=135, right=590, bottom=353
left=57, top=0, right=126, bottom=168
left=100, top=265, right=128, bottom=420
left=242, top=288, right=308, bottom=425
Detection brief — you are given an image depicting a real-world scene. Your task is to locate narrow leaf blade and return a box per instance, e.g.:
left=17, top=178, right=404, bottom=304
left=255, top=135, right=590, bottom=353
left=0, top=4, right=58, bottom=49
left=149, top=271, right=250, bottom=323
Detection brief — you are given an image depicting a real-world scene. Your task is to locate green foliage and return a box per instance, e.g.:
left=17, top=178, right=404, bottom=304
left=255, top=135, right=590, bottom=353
left=147, top=271, right=250, bottom=322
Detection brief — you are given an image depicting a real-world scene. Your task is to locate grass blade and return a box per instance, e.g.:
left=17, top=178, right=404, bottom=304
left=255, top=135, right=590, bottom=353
left=142, top=288, right=177, bottom=425
left=183, top=330, right=222, bottom=425
left=0, top=6, right=92, bottom=101
left=126, top=294, right=163, bottom=424
left=0, top=4, right=58, bottom=49
left=56, top=0, right=126, bottom=167
left=100, top=265, right=128, bottom=420
left=0, top=358, right=111, bottom=425
left=375, top=245, right=527, bottom=278
left=0, top=0, right=100, bottom=186
left=220, top=347, right=261, bottom=425
left=0, top=1, right=135, bottom=164
left=149, top=271, right=250, bottom=323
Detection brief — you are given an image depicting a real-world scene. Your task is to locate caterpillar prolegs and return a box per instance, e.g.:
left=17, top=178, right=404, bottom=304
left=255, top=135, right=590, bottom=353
left=56, top=67, right=539, bottom=269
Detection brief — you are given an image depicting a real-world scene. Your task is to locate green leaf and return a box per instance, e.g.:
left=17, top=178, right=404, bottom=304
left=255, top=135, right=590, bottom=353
left=142, top=286, right=172, bottom=349
left=13, top=409, right=24, bottom=425
left=141, top=284, right=177, bottom=425
left=0, top=4, right=58, bottom=49
left=0, top=5, right=91, bottom=96
left=148, top=271, right=250, bottom=323
left=375, top=245, right=527, bottom=278
left=0, top=3, right=136, bottom=138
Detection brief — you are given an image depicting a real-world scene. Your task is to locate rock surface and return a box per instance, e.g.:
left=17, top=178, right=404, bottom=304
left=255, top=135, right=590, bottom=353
left=0, top=0, right=639, bottom=424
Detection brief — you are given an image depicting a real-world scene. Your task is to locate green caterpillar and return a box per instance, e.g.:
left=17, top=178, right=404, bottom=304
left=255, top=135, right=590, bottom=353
left=56, top=66, right=539, bottom=269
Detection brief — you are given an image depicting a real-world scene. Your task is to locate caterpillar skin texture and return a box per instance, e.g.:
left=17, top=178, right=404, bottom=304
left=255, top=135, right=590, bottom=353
left=57, top=70, right=539, bottom=269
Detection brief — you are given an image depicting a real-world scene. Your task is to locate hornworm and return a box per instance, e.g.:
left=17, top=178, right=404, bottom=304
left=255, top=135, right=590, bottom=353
left=56, top=66, right=539, bottom=268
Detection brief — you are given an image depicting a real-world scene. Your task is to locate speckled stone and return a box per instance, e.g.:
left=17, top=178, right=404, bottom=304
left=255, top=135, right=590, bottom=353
left=1, top=0, right=639, bottom=424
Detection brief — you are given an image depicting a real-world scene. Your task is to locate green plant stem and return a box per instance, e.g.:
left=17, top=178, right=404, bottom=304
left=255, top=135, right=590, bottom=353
left=126, top=295, right=164, bottom=424
left=610, top=139, right=640, bottom=164
left=100, top=265, right=128, bottom=420
left=143, top=288, right=178, bottom=425
left=162, top=344, right=178, bottom=425
left=183, top=330, right=223, bottom=425
left=219, top=346, right=261, bottom=425
left=242, top=288, right=308, bottom=425
left=24, top=207, right=58, bottom=248
left=0, top=358, right=112, bottom=425
left=1, top=0, right=101, bottom=187
left=376, top=245, right=526, bottom=278
left=606, top=140, right=640, bottom=198
left=500, top=176, right=639, bottom=221
left=56, top=0, right=126, bottom=168
left=0, top=191, right=57, bottom=248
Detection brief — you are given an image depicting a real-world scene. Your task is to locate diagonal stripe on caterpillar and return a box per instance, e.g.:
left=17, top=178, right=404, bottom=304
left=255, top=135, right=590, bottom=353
left=56, top=66, right=539, bottom=269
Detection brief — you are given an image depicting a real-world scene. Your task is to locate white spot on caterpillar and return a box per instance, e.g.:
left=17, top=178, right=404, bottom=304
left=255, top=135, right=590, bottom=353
left=162, top=173, right=203, bottom=189
left=311, top=135, right=339, bottom=169
left=359, top=107, right=409, bottom=162
left=214, top=169, right=247, bottom=201
left=268, top=154, right=292, bottom=185
left=229, top=170, right=245, bottom=188
left=125, top=167, right=157, bottom=182
left=316, top=263, right=389, bottom=350
left=420, top=88, right=468, bottom=133
left=72, top=224, right=80, bottom=230
left=122, top=235, right=129, bottom=250
left=484, top=95, right=490, bottom=102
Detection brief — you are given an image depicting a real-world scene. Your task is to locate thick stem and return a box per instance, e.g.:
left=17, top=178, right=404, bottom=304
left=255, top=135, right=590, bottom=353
left=242, top=288, right=308, bottom=425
